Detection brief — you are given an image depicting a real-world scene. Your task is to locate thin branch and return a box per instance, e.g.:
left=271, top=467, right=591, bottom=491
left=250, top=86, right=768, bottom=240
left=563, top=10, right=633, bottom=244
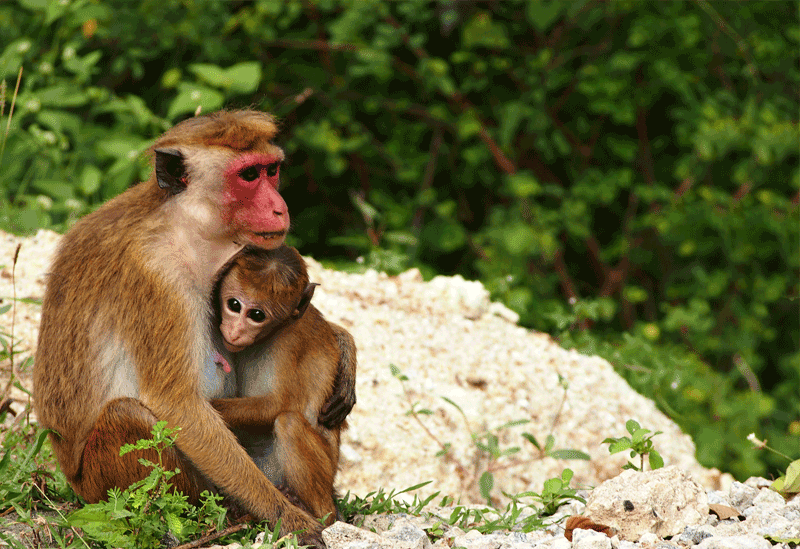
left=0, top=66, right=23, bottom=168
left=173, top=521, right=251, bottom=549
left=412, top=127, right=443, bottom=234
left=264, top=38, right=357, bottom=52
left=384, top=17, right=517, bottom=174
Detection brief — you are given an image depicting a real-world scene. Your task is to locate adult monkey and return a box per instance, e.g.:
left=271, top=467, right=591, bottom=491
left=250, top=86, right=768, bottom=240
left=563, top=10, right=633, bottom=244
left=34, top=110, right=351, bottom=546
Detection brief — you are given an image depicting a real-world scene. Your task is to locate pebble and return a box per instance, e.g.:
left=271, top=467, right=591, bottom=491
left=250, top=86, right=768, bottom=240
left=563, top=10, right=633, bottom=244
left=316, top=477, right=796, bottom=548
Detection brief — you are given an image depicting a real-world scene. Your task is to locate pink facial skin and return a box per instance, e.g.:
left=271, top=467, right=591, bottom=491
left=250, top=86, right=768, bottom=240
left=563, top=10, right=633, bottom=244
left=219, top=306, right=265, bottom=353
left=223, top=152, right=289, bottom=249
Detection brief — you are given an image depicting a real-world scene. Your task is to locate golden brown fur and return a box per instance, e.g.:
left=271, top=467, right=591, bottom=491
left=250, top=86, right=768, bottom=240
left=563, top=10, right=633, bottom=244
left=34, top=110, right=326, bottom=546
left=210, top=246, right=357, bottom=525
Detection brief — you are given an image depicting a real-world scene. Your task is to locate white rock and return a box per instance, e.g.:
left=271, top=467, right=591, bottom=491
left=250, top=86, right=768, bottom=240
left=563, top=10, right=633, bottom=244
left=750, top=487, right=785, bottom=510
left=727, top=481, right=758, bottom=509
left=636, top=532, right=658, bottom=546
left=573, top=528, right=612, bottom=549
left=397, top=268, right=423, bottom=282
left=382, top=518, right=430, bottom=549
left=323, top=521, right=394, bottom=549
left=488, top=301, right=520, bottom=323
left=695, top=534, right=772, bottom=549
left=536, top=536, right=572, bottom=549
left=583, top=466, right=708, bottom=541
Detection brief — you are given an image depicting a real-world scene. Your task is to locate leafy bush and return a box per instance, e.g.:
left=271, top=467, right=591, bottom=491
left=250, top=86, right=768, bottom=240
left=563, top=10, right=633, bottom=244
left=0, top=0, right=797, bottom=480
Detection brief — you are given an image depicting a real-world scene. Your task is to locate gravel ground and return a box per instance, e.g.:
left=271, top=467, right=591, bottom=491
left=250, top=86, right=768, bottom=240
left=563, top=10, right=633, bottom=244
left=0, top=229, right=729, bottom=509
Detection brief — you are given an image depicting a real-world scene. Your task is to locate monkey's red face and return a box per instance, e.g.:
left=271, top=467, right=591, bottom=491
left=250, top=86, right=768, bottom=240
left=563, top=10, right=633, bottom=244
left=223, top=152, right=289, bottom=249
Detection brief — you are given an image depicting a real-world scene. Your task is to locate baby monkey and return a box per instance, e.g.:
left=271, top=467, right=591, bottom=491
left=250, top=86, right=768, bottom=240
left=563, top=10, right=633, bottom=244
left=208, top=246, right=356, bottom=525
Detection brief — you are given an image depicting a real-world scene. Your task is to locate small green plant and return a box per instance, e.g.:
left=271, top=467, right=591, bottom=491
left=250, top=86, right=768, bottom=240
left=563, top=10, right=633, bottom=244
left=425, top=469, right=585, bottom=537
left=603, top=419, right=664, bottom=472
left=390, top=364, right=588, bottom=505
left=337, top=481, right=437, bottom=523
left=67, top=421, right=228, bottom=549
left=518, top=468, right=585, bottom=517
left=748, top=433, right=800, bottom=499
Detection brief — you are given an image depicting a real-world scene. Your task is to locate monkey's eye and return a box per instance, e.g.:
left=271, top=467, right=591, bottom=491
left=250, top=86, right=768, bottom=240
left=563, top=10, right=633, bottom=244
left=239, top=166, right=259, bottom=182
left=266, top=162, right=279, bottom=177
left=226, top=298, right=242, bottom=313
left=248, top=309, right=266, bottom=323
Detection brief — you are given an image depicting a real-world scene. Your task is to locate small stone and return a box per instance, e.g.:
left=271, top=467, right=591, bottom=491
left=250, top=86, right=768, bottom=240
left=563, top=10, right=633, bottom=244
left=638, top=532, right=659, bottom=546
left=757, top=515, right=800, bottom=539
left=743, top=477, right=772, bottom=489
left=573, top=528, right=613, bottom=549
left=537, top=536, right=572, bottom=549
left=727, top=481, right=758, bottom=509
left=382, top=518, right=430, bottom=549
left=323, top=521, right=392, bottom=549
left=673, top=525, right=713, bottom=545
left=695, top=534, right=772, bottom=549
left=751, top=487, right=786, bottom=509
left=706, top=490, right=730, bottom=506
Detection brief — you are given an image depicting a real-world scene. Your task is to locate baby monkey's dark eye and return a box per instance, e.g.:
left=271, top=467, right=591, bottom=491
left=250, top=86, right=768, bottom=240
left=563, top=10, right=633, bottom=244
left=239, top=166, right=259, bottom=182
left=248, top=309, right=266, bottom=323
left=227, top=298, right=241, bottom=313
left=266, top=162, right=279, bottom=177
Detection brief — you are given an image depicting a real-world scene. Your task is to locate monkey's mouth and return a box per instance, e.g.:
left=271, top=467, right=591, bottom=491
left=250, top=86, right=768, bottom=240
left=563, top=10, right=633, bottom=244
left=222, top=338, right=247, bottom=353
left=248, top=231, right=287, bottom=248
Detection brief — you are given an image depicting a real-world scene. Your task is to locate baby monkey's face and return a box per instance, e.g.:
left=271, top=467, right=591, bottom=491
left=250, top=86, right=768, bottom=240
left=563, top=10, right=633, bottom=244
left=218, top=274, right=272, bottom=353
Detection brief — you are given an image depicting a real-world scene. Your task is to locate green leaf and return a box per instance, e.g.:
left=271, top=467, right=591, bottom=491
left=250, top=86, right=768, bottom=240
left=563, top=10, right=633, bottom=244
left=648, top=450, right=664, bottom=470
left=548, top=449, right=591, bottom=461
left=506, top=172, right=541, bottom=198
left=605, top=437, right=632, bottom=454
left=35, top=85, right=90, bottom=107
left=187, top=63, right=227, bottom=87
left=522, top=433, right=541, bottom=451
left=30, top=180, right=74, bottom=201
left=36, top=110, right=82, bottom=136
left=526, top=0, right=564, bottom=32
left=79, top=165, right=102, bottom=196
left=625, top=419, right=641, bottom=435
left=782, top=459, right=800, bottom=493
left=478, top=472, right=494, bottom=501
left=631, top=428, right=651, bottom=444
left=165, top=512, right=185, bottom=538
left=440, top=396, right=465, bottom=415
left=462, top=12, right=510, bottom=49
left=167, top=84, right=224, bottom=120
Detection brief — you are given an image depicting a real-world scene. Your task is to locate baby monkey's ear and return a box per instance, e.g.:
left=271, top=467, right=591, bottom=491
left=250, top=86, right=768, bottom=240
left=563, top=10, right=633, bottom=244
left=294, top=282, right=319, bottom=319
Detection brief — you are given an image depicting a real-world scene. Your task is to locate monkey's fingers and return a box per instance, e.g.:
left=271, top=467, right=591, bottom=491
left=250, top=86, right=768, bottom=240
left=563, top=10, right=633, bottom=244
left=318, top=398, right=353, bottom=429
left=297, top=529, right=326, bottom=549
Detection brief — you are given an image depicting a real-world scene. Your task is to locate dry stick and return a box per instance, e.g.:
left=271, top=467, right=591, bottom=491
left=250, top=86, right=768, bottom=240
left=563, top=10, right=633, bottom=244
left=397, top=380, right=471, bottom=482
left=0, top=66, right=22, bottom=168
left=173, top=520, right=252, bottom=549
left=1, top=244, right=22, bottom=405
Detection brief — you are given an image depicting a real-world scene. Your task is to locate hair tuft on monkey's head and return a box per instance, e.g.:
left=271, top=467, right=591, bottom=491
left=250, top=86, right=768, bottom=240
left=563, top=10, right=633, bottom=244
left=152, top=110, right=279, bottom=152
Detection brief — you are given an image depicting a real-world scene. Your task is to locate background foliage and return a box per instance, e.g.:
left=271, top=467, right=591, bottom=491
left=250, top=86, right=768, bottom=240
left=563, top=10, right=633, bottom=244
left=0, top=0, right=797, bottom=481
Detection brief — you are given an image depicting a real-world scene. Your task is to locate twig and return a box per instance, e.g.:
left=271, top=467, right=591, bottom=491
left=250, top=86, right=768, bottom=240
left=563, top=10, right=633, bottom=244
left=0, top=67, right=22, bottom=169
left=396, top=379, right=471, bottom=481
left=173, top=521, right=251, bottom=549
left=2, top=244, right=21, bottom=400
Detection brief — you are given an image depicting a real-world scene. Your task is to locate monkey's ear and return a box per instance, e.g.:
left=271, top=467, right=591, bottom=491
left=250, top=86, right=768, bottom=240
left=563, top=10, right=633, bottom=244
left=295, top=283, right=319, bottom=319
left=154, top=148, right=187, bottom=194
